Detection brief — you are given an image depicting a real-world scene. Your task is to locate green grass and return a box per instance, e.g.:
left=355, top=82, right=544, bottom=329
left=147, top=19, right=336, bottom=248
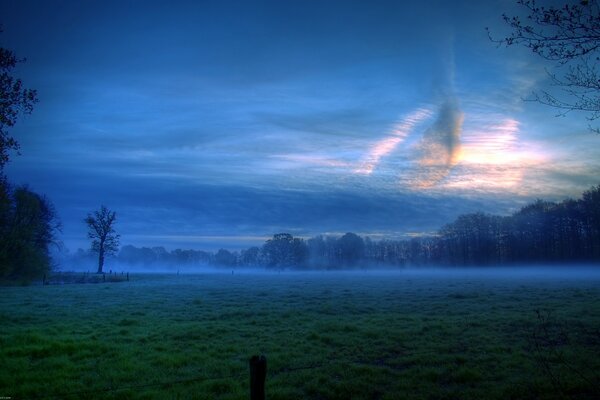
left=1, top=270, right=599, bottom=399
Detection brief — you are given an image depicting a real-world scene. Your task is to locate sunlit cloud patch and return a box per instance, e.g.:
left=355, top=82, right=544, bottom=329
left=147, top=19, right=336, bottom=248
left=436, top=116, right=547, bottom=194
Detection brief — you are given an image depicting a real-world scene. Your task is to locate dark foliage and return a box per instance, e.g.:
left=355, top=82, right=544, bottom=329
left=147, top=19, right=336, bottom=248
left=261, top=185, right=600, bottom=269
left=435, top=186, right=600, bottom=265
left=0, top=36, right=38, bottom=168
left=85, top=205, right=120, bottom=273
left=0, top=32, right=60, bottom=282
left=214, top=248, right=236, bottom=267
left=262, top=233, right=308, bottom=269
left=0, top=178, right=60, bottom=280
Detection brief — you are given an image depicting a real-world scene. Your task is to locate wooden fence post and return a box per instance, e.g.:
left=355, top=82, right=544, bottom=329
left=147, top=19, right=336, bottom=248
left=249, top=355, right=266, bottom=400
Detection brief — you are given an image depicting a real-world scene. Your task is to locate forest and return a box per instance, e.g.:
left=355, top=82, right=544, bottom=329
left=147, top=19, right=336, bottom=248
left=61, top=185, right=600, bottom=272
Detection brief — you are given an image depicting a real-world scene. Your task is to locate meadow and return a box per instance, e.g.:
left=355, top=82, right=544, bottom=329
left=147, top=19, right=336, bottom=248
left=1, top=269, right=599, bottom=399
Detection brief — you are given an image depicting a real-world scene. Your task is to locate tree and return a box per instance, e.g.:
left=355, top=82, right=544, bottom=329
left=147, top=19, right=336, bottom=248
left=214, top=248, right=236, bottom=266
left=0, top=181, right=60, bottom=279
left=240, top=246, right=261, bottom=266
left=490, top=0, right=600, bottom=131
left=581, top=184, right=600, bottom=256
left=307, top=235, right=328, bottom=268
left=337, top=232, right=365, bottom=267
left=262, top=233, right=308, bottom=269
left=0, top=36, right=38, bottom=169
left=85, top=205, right=119, bottom=273
left=0, top=33, right=60, bottom=281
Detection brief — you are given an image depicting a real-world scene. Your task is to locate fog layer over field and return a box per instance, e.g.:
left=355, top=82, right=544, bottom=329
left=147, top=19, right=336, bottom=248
left=56, top=260, right=600, bottom=282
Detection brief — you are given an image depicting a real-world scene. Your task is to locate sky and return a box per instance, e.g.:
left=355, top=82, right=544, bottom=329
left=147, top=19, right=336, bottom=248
left=1, top=0, right=599, bottom=252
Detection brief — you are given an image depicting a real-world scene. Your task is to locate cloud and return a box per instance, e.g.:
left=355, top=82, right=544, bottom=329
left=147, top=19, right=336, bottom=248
left=8, top=158, right=523, bottom=251
left=354, top=108, right=433, bottom=175
left=269, top=154, right=351, bottom=169
left=4, top=0, right=600, bottom=254
left=411, top=98, right=464, bottom=188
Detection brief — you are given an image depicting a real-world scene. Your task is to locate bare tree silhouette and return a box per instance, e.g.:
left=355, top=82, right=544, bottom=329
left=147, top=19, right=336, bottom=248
left=489, top=0, right=600, bottom=131
left=85, top=205, right=120, bottom=274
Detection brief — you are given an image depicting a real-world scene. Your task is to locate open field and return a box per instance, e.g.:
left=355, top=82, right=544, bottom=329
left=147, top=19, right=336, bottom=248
left=1, top=269, right=599, bottom=399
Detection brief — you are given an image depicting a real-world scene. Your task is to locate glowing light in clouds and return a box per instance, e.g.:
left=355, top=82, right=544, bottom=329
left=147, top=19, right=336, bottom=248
left=354, top=108, right=432, bottom=175
left=268, top=105, right=546, bottom=197
left=460, top=119, right=521, bottom=165
left=440, top=118, right=547, bottom=192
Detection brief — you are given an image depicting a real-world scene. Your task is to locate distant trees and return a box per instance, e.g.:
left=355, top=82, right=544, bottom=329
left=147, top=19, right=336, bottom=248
left=85, top=206, right=119, bottom=273
left=307, top=235, right=328, bottom=268
left=434, top=187, right=600, bottom=265
left=87, top=245, right=211, bottom=269
left=438, top=213, right=506, bottom=266
left=62, top=186, right=600, bottom=272
left=253, top=185, right=600, bottom=269
left=262, top=233, right=308, bottom=269
left=0, top=180, right=60, bottom=279
left=575, top=186, right=600, bottom=257
left=240, top=246, right=261, bottom=267
left=214, top=248, right=236, bottom=267
left=337, top=233, right=365, bottom=267
left=490, top=0, right=600, bottom=131
left=304, top=233, right=366, bottom=268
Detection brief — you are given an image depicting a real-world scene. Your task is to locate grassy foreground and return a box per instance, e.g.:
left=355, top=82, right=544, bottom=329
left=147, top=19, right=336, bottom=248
left=1, top=270, right=599, bottom=399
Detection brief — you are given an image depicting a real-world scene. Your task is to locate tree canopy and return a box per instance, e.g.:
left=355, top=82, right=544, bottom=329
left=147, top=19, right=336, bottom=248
left=0, top=35, right=57, bottom=281
left=0, top=179, right=60, bottom=280
left=490, top=0, right=600, bottom=131
left=0, top=36, right=38, bottom=168
left=85, top=205, right=120, bottom=273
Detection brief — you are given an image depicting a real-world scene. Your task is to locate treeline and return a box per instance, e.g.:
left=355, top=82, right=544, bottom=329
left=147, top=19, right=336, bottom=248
left=303, top=185, right=600, bottom=268
left=67, top=245, right=213, bottom=270
left=0, top=178, right=60, bottom=280
left=434, top=187, right=600, bottom=266
left=65, top=185, right=600, bottom=270
left=65, top=244, right=256, bottom=270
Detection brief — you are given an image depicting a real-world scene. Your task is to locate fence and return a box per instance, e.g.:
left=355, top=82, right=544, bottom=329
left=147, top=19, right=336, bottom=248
left=42, top=271, right=129, bottom=285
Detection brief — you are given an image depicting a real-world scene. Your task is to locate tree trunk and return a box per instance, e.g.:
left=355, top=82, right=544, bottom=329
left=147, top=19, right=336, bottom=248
left=97, top=248, right=105, bottom=274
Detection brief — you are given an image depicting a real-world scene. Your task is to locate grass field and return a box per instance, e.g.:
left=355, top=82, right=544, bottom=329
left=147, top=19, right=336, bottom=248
left=1, top=269, right=599, bottom=399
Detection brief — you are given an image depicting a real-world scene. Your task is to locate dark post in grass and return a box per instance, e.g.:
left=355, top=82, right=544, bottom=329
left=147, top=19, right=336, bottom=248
left=249, top=355, right=266, bottom=400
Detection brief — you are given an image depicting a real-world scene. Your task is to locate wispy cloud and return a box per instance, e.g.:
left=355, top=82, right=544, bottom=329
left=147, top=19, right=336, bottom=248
left=354, top=108, right=433, bottom=175
left=4, top=0, right=599, bottom=252
left=269, top=154, right=351, bottom=169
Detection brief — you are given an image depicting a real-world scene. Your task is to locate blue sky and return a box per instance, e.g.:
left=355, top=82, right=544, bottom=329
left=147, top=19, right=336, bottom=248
left=1, top=0, right=599, bottom=251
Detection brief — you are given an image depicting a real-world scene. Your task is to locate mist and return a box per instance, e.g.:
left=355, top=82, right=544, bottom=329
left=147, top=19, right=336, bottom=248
left=2, top=0, right=600, bottom=398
